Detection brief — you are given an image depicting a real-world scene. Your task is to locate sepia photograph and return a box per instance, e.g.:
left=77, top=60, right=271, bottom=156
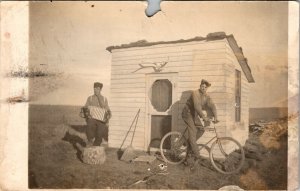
left=0, top=1, right=298, bottom=190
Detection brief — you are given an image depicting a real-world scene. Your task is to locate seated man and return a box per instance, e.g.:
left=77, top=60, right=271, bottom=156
left=182, top=79, right=219, bottom=160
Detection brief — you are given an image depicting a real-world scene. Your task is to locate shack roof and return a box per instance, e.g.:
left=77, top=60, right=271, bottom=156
left=106, top=32, right=254, bottom=83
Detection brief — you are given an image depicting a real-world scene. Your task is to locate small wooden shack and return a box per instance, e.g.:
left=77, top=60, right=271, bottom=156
left=106, top=32, right=254, bottom=152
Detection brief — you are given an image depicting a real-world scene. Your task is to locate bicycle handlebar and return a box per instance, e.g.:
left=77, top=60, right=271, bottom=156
left=212, top=119, right=220, bottom=124
left=206, top=118, right=220, bottom=124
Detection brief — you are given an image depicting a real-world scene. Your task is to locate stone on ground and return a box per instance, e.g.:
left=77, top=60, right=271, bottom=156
left=81, top=146, right=106, bottom=165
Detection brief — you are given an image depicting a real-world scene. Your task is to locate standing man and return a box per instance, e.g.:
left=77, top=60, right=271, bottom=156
left=84, top=82, right=112, bottom=147
left=182, top=79, right=219, bottom=160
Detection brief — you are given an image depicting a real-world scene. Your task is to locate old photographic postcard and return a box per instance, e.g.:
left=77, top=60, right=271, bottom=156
left=0, top=1, right=298, bottom=190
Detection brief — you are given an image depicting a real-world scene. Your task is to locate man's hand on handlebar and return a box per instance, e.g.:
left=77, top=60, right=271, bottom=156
left=203, top=117, right=219, bottom=124
left=202, top=116, right=210, bottom=122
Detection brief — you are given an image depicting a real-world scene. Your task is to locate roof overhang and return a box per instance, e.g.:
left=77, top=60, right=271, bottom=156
left=226, top=35, right=255, bottom=83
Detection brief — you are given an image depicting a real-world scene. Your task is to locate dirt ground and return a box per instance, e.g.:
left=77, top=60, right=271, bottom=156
left=29, top=117, right=288, bottom=190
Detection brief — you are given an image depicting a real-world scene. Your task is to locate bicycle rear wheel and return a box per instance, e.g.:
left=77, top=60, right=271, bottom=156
left=209, top=137, right=245, bottom=174
left=160, top=131, right=188, bottom=165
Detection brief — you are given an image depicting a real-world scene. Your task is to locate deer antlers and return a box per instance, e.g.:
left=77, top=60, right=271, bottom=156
left=132, top=58, right=169, bottom=73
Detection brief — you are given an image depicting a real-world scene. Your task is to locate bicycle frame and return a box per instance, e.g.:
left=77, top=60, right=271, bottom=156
left=160, top=120, right=245, bottom=174
left=179, top=122, right=227, bottom=156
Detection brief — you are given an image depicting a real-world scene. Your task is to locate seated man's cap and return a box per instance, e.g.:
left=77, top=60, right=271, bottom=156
left=94, top=82, right=103, bottom=88
left=200, top=79, right=211, bottom=87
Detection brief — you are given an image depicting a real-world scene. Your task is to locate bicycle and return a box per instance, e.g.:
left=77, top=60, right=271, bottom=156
left=159, top=120, right=245, bottom=174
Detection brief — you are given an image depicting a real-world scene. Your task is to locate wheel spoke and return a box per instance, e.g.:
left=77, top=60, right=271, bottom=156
left=160, top=132, right=188, bottom=164
left=210, top=137, right=245, bottom=174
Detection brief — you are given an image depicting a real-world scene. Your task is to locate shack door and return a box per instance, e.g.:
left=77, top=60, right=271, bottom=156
left=146, top=73, right=178, bottom=149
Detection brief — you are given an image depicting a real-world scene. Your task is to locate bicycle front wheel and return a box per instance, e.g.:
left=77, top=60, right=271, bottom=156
left=160, top=131, right=188, bottom=165
left=209, top=137, right=245, bottom=174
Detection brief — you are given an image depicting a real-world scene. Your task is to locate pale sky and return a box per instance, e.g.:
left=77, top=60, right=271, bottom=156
left=29, top=1, right=288, bottom=108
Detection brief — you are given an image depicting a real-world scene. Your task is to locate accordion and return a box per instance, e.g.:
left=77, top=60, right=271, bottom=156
left=80, top=107, right=90, bottom=118
left=88, top=106, right=107, bottom=122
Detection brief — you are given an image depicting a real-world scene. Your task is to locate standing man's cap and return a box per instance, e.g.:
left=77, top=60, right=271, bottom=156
left=200, top=79, right=211, bottom=87
left=94, top=82, right=103, bottom=88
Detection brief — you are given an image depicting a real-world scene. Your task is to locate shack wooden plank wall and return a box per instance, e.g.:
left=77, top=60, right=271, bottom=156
left=108, top=38, right=251, bottom=151
left=109, top=40, right=232, bottom=150
left=224, top=40, right=250, bottom=145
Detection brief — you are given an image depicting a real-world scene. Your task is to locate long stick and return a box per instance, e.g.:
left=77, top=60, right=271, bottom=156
left=119, top=109, right=140, bottom=150
left=130, top=109, right=140, bottom=146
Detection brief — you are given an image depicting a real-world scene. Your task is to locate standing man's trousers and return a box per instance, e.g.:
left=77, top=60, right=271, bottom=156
left=182, top=106, right=205, bottom=158
left=86, top=118, right=108, bottom=146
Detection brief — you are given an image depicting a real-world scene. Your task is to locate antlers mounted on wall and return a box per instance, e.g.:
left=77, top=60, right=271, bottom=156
left=132, top=58, right=169, bottom=73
